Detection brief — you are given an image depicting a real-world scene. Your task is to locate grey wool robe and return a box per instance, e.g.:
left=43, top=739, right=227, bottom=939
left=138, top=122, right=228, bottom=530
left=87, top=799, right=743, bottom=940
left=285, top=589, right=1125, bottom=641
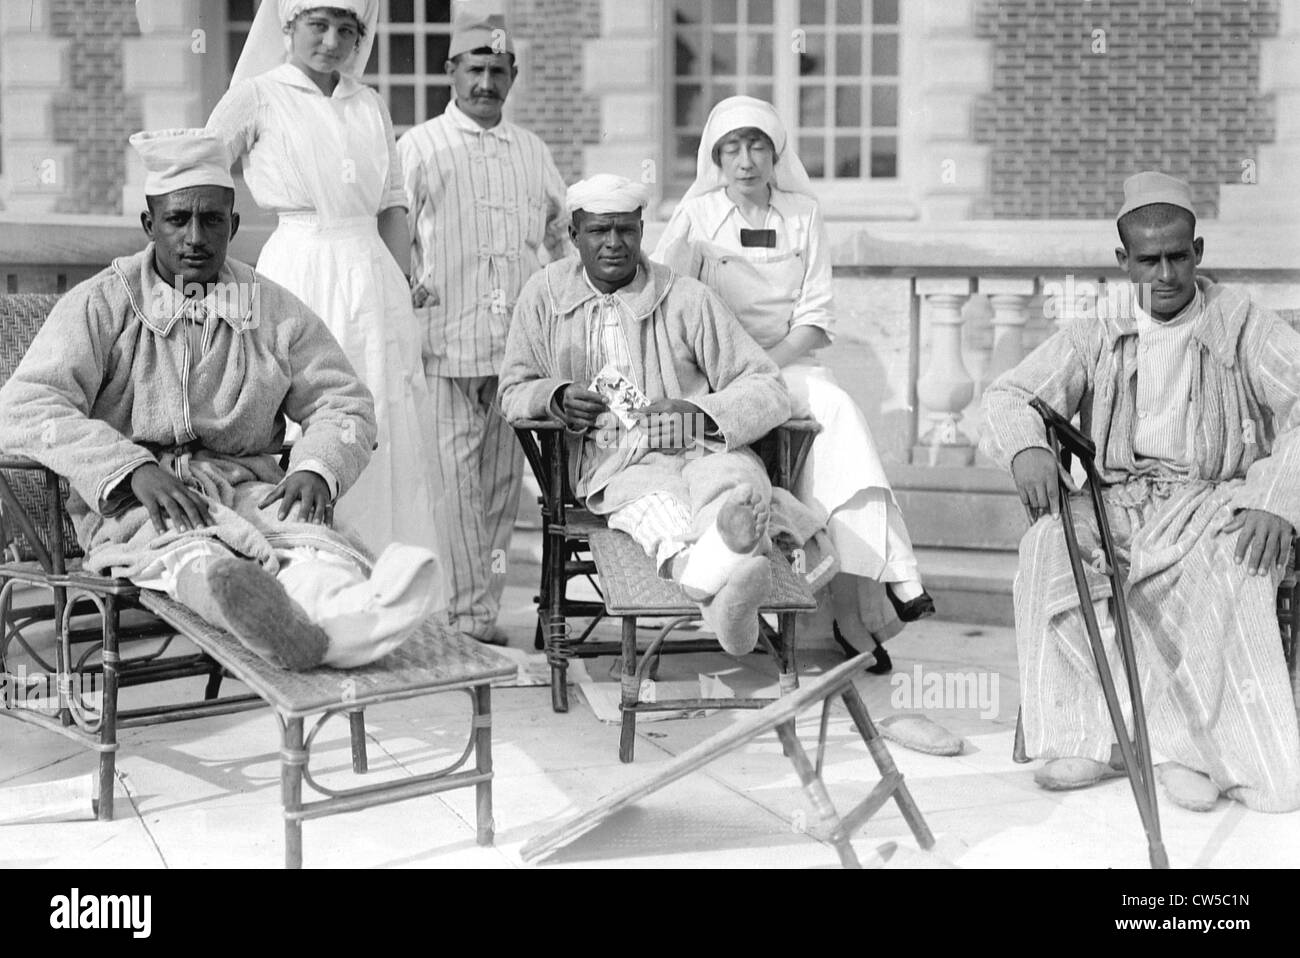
left=981, top=279, right=1300, bottom=811
left=0, top=245, right=378, bottom=578
left=498, top=255, right=792, bottom=526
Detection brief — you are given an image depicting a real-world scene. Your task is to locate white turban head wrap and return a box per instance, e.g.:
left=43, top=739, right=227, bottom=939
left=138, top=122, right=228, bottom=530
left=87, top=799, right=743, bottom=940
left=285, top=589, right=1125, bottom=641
left=229, top=0, right=379, bottom=86
left=566, top=174, right=650, bottom=218
left=682, top=95, right=816, bottom=202
left=130, top=128, right=235, bottom=196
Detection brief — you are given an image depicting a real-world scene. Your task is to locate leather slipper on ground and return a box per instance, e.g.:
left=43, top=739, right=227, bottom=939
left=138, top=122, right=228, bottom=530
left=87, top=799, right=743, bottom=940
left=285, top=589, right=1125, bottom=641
left=1156, top=762, right=1220, bottom=812
left=1033, top=757, right=1127, bottom=791
left=878, top=714, right=965, bottom=756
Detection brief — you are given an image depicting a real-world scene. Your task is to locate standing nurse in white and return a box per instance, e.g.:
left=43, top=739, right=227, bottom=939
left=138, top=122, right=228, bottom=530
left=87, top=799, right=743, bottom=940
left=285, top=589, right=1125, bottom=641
left=206, top=1, right=441, bottom=563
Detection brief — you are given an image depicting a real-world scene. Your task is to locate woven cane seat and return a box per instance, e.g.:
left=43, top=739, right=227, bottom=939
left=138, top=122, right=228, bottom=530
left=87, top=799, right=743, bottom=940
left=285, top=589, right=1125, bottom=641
left=588, top=528, right=816, bottom=617
left=0, top=294, right=83, bottom=563
left=139, top=591, right=516, bottom=719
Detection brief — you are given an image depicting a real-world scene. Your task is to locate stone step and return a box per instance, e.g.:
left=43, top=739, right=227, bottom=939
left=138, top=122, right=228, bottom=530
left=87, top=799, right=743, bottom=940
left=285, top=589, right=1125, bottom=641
left=914, top=546, right=1016, bottom=628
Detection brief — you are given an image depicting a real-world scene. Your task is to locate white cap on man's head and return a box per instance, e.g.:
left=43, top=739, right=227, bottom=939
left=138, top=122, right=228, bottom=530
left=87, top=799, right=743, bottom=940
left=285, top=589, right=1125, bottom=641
left=448, top=14, right=515, bottom=58
left=1117, top=171, right=1197, bottom=221
left=130, top=128, right=234, bottom=196
left=566, top=174, right=649, bottom=217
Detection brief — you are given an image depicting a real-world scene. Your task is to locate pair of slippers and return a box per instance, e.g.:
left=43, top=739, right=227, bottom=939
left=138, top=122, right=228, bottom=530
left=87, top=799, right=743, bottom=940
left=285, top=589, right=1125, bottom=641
left=1034, top=756, right=1221, bottom=811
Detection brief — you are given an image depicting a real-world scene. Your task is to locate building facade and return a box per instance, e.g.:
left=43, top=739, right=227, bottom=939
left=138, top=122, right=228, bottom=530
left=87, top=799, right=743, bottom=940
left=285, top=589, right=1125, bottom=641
left=2, top=0, right=1295, bottom=221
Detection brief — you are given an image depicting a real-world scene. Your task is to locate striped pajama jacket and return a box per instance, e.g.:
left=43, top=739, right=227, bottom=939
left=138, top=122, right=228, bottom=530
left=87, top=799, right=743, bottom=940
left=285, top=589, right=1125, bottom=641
left=982, top=279, right=1300, bottom=811
left=397, top=100, right=568, bottom=641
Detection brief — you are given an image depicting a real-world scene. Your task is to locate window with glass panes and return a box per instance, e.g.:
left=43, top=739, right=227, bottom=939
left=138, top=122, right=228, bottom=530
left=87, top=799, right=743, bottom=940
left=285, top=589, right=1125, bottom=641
left=668, top=0, right=900, bottom=189
left=223, top=0, right=455, bottom=134
left=363, top=0, right=455, bottom=133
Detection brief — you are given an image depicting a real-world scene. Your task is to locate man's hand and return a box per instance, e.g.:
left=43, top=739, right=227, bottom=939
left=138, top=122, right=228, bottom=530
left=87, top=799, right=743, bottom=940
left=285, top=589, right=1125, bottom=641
left=411, top=279, right=440, bottom=309
left=259, top=472, right=332, bottom=524
left=1011, top=447, right=1075, bottom=520
left=1224, top=508, right=1294, bottom=576
left=557, top=386, right=609, bottom=432
left=130, top=463, right=213, bottom=534
left=634, top=398, right=715, bottom=452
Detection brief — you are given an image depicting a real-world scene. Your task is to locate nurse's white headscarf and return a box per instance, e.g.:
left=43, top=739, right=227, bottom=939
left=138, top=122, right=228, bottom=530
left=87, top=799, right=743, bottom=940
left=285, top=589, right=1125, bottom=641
left=230, top=0, right=379, bottom=86
left=683, top=95, right=816, bottom=202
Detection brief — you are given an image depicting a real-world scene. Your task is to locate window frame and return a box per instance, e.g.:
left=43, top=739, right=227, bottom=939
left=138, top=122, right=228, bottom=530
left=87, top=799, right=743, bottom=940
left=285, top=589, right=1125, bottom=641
left=661, top=0, right=919, bottom=218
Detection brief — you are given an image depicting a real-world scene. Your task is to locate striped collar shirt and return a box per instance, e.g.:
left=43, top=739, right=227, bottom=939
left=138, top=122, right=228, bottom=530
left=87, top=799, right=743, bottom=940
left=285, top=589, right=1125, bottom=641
left=397, top=99, right=569, bottom=377
left=583, top=270, right=638, bottom=382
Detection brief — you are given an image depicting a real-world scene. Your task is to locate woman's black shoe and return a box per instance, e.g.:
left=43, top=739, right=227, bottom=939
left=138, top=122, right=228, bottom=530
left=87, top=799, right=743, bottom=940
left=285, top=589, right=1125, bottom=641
left=887, top=588, right=936, bottom=623
left=832, top=621, right=893, bottom=674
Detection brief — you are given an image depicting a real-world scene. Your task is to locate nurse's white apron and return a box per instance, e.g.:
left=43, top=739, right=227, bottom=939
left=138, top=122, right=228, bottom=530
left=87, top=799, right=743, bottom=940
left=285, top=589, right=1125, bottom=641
left=259, top=219, right=440, bottom=561
left=698, top=242, right=902, bottom=581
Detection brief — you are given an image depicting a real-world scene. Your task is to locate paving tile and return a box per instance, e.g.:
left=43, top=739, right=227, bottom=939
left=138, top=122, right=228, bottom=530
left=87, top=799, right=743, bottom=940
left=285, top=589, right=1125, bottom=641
left=4, top=613, right=1298, bottom=868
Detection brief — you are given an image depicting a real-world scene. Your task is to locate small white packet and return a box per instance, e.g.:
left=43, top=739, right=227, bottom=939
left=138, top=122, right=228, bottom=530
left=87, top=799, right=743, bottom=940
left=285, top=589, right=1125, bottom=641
left=590, top=364, right=650, bottom=430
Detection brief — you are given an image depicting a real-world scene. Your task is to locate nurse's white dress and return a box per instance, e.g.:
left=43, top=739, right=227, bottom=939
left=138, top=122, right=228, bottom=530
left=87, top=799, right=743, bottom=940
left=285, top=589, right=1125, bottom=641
left=207, top=64, right=440, bottom=559
left=654, top=187, right=922, bottom=632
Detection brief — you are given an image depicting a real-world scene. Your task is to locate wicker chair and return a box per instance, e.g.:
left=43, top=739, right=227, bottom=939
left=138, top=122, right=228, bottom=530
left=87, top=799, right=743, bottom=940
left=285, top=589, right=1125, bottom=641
left=512, top=416, right=821, bottom=760
left=0, top=291, right=519, bottom=867
left=0, top=293, right=263, bottom=819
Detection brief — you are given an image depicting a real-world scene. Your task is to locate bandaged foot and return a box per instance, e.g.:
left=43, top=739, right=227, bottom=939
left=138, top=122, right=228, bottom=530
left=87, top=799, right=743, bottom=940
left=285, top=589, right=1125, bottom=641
left=677, top=483, right=768, bottom=600
left=698, top=554, right=770, bottom=655
left=276, top=543, right=445, bottom=669
left=175, top=557, right=327, bottom=671
left=1156, top=762, right=1220, bottom=812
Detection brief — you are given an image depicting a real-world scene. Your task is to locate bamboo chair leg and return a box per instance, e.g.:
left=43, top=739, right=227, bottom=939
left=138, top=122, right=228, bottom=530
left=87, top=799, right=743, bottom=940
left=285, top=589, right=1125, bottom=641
left=97, top=601, right=120, bottom=821
left=842, top=684, right=935, bottom=850
left=547, top=546, right=570, bottom=714
left=281, top=717, right=306, bottom=869
left=618, top=616, right=639, bottom=764
left=348, top=709, right=368, bottom=774
left=773, top=720, right=861, bottom=869
left=474, top=684, right=494, bottom=846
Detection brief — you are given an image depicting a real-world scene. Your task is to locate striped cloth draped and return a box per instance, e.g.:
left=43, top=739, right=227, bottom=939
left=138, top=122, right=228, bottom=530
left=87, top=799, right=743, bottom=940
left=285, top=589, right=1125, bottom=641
left=1015, top=477, right=1300, bottom=811
left=983, top=280, right=1300, bottom=811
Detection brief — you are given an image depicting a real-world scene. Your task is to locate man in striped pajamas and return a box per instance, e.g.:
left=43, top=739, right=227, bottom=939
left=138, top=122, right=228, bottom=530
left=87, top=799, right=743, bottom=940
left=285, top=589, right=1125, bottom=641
left=982, top=171, right=1300, bottom=814
left=397, top=17, right=568, bottom=646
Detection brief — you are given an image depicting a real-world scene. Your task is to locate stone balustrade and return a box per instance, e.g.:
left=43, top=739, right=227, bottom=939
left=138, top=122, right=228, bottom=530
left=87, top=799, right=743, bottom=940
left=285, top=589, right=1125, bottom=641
left=3, top=213, right=1298, bottom=469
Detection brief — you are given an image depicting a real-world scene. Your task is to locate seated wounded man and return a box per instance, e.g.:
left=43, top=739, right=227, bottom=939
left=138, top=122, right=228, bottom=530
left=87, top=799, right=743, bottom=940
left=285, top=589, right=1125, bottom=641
left=0, top=129, right=443, bottom=671
left=981, top=171, right=1300, bottom=813
left=498, top=174, right=792, bottom=654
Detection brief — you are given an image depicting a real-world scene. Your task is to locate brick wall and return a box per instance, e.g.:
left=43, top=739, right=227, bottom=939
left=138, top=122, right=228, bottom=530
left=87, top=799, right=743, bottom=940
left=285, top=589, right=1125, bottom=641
left=972, top=0, right=1280, bottom=218
left=509, top=0, right=602, bottom=183
left=49, top=0, right=142, bottom=214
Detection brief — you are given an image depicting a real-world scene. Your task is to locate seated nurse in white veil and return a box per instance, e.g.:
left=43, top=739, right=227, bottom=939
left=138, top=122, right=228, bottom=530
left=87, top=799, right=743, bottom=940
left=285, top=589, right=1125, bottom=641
left=652, top=96, right=935, bottom=671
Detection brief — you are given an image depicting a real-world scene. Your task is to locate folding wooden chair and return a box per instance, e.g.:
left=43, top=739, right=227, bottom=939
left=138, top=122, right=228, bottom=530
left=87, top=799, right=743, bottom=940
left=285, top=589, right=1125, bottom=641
left=513, top=417, right=821, bottom=759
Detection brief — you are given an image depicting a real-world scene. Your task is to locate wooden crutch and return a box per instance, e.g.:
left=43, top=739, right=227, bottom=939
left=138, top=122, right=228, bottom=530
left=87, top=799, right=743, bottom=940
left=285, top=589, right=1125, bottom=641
left=1028, top=397, right=1168, bottom=870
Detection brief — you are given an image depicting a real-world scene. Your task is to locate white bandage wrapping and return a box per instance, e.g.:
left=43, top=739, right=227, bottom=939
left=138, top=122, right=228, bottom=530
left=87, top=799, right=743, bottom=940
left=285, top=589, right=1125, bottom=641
left=678, top=523, right=753, bottom=597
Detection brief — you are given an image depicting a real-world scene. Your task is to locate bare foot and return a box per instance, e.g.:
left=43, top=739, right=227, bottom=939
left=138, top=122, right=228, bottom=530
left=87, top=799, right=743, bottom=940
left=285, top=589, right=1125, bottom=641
left=714, top=483, right=768, bottom=554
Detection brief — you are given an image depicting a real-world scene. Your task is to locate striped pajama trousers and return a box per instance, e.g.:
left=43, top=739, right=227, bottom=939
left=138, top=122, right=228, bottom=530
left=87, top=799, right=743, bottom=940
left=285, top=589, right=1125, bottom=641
left=1015, top=481, right=1300, bottom=812
left=427, top=374, right=524, bottom=641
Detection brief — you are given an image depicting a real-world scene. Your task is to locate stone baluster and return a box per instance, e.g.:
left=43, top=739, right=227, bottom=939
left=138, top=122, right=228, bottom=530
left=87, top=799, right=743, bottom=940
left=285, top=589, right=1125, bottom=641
left=913, top=281, right=975, bottom=466
left=982, top=279, right=1038, bottom=383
